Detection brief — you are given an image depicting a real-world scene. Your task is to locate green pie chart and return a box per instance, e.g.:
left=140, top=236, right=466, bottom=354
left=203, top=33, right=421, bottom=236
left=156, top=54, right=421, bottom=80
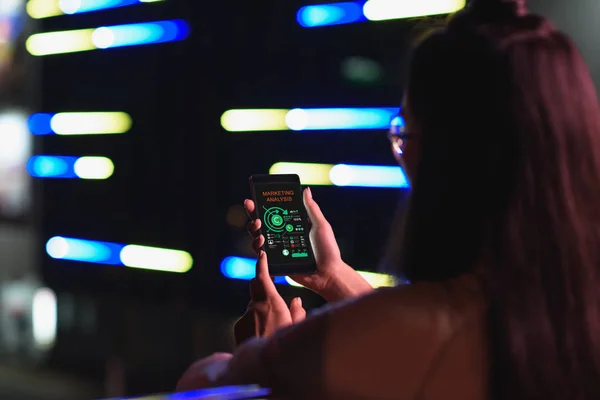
left=263, top=206, right=287, bottom=232
left=271, top=215, right=284, bottom=226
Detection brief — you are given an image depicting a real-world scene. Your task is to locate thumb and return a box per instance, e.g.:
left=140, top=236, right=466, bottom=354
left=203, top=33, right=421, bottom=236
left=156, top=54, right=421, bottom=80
left=290, top=297, right=306, bottom=323
left=303, top=187, right=327, bottom=228
left=250, top=251, right=278, bottom=302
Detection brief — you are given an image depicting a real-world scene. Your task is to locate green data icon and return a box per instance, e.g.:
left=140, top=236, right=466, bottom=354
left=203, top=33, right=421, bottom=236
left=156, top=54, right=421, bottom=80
left=263, top=206, right=287, bottom=232
left=271, top=214, right=284, bottom=227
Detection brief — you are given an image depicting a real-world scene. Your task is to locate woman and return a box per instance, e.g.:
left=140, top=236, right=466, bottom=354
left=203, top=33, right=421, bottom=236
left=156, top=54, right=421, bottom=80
left=178, top=0, right=600, bottom=398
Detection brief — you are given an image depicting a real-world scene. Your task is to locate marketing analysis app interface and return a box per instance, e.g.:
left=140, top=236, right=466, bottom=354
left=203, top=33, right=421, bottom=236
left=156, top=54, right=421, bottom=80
left=254, top=183, right=313, bottom=265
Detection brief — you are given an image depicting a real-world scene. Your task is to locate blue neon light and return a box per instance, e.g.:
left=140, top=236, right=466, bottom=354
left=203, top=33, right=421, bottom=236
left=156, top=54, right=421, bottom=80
left=287, top=107, right=398, bottom=131
left=46, top=237, right=124, bottom=265
left=390, top=115, right=404, bottom=128
left=297, top=1, right=367, bottom=28
left=45, top=237, right=193, bottom=273
left=166, top=386, right=272, bottom=400
left=27, top=156, right=78, bottom=178
left=28, top=113, right=54, bottom=135
left=95, top=20, right=190, bottom=49
left=220, top=257, right=288, bottom=284
left=107, top=386, right=271, bottom=400
left=64, top=0, right=148, bottom=14
left=330, top=164, right=410, bottom=188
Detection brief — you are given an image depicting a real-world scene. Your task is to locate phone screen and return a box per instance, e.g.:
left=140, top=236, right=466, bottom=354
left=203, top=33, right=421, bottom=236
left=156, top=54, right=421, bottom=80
left=250, top=175, right=316, bottom=275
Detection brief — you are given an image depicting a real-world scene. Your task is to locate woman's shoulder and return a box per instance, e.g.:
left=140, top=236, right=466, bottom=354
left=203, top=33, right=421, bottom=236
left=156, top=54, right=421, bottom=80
left=336, top=273, right=482, bottom=313
left=307, top=274, right=486, bottom=398
left=324, top=273, right=486, bottom=345
left=383, top=273, right=485, bottom=317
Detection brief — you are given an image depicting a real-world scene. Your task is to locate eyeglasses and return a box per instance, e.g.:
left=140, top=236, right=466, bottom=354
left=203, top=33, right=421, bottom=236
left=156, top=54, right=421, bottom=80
left=387, top=114, right=412, bottom=156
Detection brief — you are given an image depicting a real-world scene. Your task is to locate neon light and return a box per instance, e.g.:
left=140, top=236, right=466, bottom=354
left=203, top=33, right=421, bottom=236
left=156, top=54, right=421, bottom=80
left=285, top=271, right=395, bottom=289
left=26, top=20, right=190, bottom=56
left=28, top=113, right=53, bottom=135
left=46, top=236, right=193, bottom=273
left=222, top=108, right=398, bottom=132
left=220, top=256, right=288, bottom=284
left=120, top=245, right=193, bottom=273
left=29, top=112, right=132, bottom=135
left=270, top=162, right=409, bottom=188
left=390, top=115, right=404, bottom=128
left=221, top=109, right=288, bottom=132
left=26, top=0, right=165, bottom=19
left=164, top=386, right=271, bottom=400
left=46, top=236, right=123, bottom=264
left=26, top=28, right=96, bottom=55
left=73, top=157, right=114, bottom=179
left=27, top=155, right=114, bottom=179
left=363, top=0, right=466, bottom=21
left=92, top=20, right=189, bottom=49
left=297, top=2, right=367, bottom=28
left=26, top=0, right=62, bottom=19
left=286, top=108, right=397, bottom=131
left=27, top=156, right=77, bottom=178
left=221, top=257, right=396, bottom=288
left=330, top=164, right=409, bottom=188
left=270, top=162, right=334, bottom=185
left=297, top=0, right=466, bottom=27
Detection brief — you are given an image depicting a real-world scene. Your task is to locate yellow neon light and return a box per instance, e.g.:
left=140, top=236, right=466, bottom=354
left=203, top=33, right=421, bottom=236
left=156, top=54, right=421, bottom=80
left=26, top=0, right=63, bottom=19
left=286, top=271, right=396, bottom=289
left=363, top=0, right=466, bottom=21
left=269, top=162, right=334, bottom=186
left=120, top=245, right=193, bottom=273
left=73, top=157, right=114, bottom=180
left=26, top=29, right=96, bottom=56
left=51, top=112, right=132, bottom=135
left=221, top=109, right=289, bottom=132
left=26, top=0, right=165, bottom=19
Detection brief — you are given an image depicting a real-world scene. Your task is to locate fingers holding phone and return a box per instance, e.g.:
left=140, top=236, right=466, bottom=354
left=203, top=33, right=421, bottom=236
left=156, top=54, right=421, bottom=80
left=244, top=174, right=371, bottom=303
left=244, top=203, right=265, bottom=254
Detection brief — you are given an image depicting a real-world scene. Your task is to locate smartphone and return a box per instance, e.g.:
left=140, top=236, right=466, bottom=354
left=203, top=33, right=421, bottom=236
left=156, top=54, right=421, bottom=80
left=249, top=174, right=317, bottom=276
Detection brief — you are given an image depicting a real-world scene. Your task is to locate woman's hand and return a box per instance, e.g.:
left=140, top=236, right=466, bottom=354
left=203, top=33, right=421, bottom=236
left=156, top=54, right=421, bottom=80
left=176, top=352, right=233, bottom=391
left=234, top=251, right=306, bottom=346
left=245, top=188, right=373, bottom=303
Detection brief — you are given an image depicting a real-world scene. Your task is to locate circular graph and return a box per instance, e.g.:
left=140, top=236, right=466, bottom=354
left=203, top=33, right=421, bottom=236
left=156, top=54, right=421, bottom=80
left=263, top=206, right=287, bottom=232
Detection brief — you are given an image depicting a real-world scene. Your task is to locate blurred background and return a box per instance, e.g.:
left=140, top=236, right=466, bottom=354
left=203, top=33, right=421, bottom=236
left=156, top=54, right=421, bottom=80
left=0, top=0, right=598, bottom=399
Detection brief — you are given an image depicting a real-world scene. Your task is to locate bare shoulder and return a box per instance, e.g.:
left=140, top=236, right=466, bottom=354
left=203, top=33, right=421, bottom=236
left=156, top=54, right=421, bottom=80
left=328, top=273, right=485, bottom=334
left=319, top=274, right=486, bottom=398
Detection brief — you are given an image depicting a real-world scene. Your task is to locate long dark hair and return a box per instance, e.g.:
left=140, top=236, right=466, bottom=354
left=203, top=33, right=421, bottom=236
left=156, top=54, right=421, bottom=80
left=391, top=0, right=600, bottom=398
